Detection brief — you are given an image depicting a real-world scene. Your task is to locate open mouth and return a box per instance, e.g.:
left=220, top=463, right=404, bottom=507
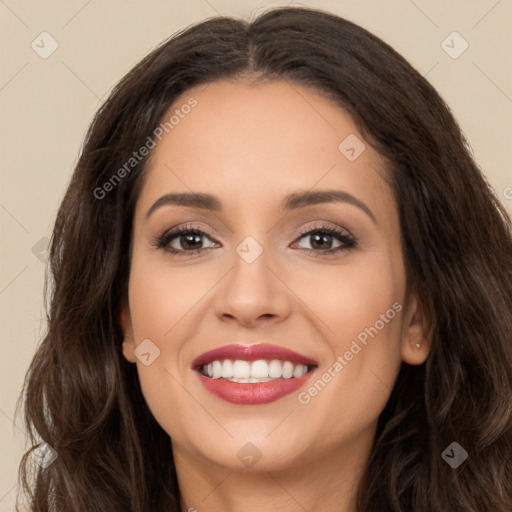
left=196, top=359, right=318, bottom=383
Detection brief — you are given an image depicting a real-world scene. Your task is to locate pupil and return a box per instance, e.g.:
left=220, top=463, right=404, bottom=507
left=311, top=233, right=332, bottom=250
left=182, top=233, right=202, bottom=250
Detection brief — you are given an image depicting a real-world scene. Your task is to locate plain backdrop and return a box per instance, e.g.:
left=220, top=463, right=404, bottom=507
left=1, top=0, right=511, bottom=509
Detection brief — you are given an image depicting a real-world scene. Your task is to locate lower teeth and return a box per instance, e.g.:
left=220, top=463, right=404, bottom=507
left=201, top=376, right=298, bottom=382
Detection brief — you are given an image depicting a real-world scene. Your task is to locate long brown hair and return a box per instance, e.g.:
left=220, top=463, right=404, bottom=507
left=16, top=6, right=512, bottom=511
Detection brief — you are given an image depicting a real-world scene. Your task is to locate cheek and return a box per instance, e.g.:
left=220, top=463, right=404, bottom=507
left=292, top=251, right=402, bottom=352
left=292, top=253, right=404, bottom=430
left=126, top=253, right=211, bottom=341
left=125, top=255, right=218, bottom=440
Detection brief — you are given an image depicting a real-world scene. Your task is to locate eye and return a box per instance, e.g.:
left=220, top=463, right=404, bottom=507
left=155, top=224, right=218, bottom=256
left=154, top=223, right=356, bottom=257
left=293, top=224, right=356, bottom=256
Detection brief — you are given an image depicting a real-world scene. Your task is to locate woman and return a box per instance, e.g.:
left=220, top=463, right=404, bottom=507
left=16, top=6, right=512, bottom=511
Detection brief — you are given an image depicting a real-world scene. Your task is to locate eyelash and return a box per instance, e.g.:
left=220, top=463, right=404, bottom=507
left=154, top=223, right=357, bottom=258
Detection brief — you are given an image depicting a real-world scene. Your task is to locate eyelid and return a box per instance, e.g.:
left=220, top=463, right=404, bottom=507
left=296, top=221, right=355, bottom=239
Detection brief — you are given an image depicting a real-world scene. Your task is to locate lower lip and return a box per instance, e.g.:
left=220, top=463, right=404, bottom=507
left=196, top=370, right=317, bottom=405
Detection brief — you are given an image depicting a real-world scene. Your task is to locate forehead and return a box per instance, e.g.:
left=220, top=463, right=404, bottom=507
left=136, top=79, right=393, bottom=221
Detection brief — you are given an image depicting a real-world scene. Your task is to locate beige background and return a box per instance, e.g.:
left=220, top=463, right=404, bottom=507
left=0, top=0, right=510, bottom=508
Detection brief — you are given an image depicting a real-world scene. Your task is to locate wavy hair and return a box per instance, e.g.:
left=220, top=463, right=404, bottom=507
left=16, top=6, right=512, bottom=511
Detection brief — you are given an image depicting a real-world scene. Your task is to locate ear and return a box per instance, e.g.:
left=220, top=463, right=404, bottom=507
left=119, top=301, right=137, bottom=363
left=400, top=286, right=433, bottom=365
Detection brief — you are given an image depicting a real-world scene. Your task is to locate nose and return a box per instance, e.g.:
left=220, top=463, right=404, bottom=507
left=214, top=244, right=292, bottom=329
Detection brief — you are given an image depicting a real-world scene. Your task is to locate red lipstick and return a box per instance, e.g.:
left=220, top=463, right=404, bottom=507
left=192, top=343, right=318, bottom=405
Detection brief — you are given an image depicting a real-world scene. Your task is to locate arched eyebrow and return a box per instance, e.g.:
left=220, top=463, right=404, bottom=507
left=145, top=189, right=377, bottom=225
left=283, top=190, right=377, bottom=224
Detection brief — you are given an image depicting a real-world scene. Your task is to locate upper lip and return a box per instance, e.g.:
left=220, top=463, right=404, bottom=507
left=192, top=343, right=319, bottom=369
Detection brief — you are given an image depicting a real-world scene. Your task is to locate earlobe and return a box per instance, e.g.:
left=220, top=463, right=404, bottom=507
left=119, top=303, right=137, bottom=363
left=400, top=288, right=433, bottom=365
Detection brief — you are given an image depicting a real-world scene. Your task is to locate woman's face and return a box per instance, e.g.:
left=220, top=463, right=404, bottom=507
left=121, top=79, right=430, bottom=473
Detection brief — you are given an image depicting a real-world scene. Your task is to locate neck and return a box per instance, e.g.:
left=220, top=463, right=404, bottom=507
left=173, top=423, right=375, bottom=512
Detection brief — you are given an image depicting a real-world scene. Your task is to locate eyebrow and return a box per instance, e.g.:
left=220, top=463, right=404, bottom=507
left=145, top=190, right=377, bottom=224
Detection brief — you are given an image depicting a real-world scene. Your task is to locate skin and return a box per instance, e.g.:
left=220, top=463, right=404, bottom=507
left=120, top=79, right=432, bottom=512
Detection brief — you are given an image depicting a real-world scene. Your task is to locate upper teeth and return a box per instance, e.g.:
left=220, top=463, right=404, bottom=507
left=201, top=359, right=309, bottom=380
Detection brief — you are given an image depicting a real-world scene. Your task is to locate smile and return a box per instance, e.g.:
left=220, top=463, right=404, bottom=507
left=192, top=343, right=318, bottom=405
